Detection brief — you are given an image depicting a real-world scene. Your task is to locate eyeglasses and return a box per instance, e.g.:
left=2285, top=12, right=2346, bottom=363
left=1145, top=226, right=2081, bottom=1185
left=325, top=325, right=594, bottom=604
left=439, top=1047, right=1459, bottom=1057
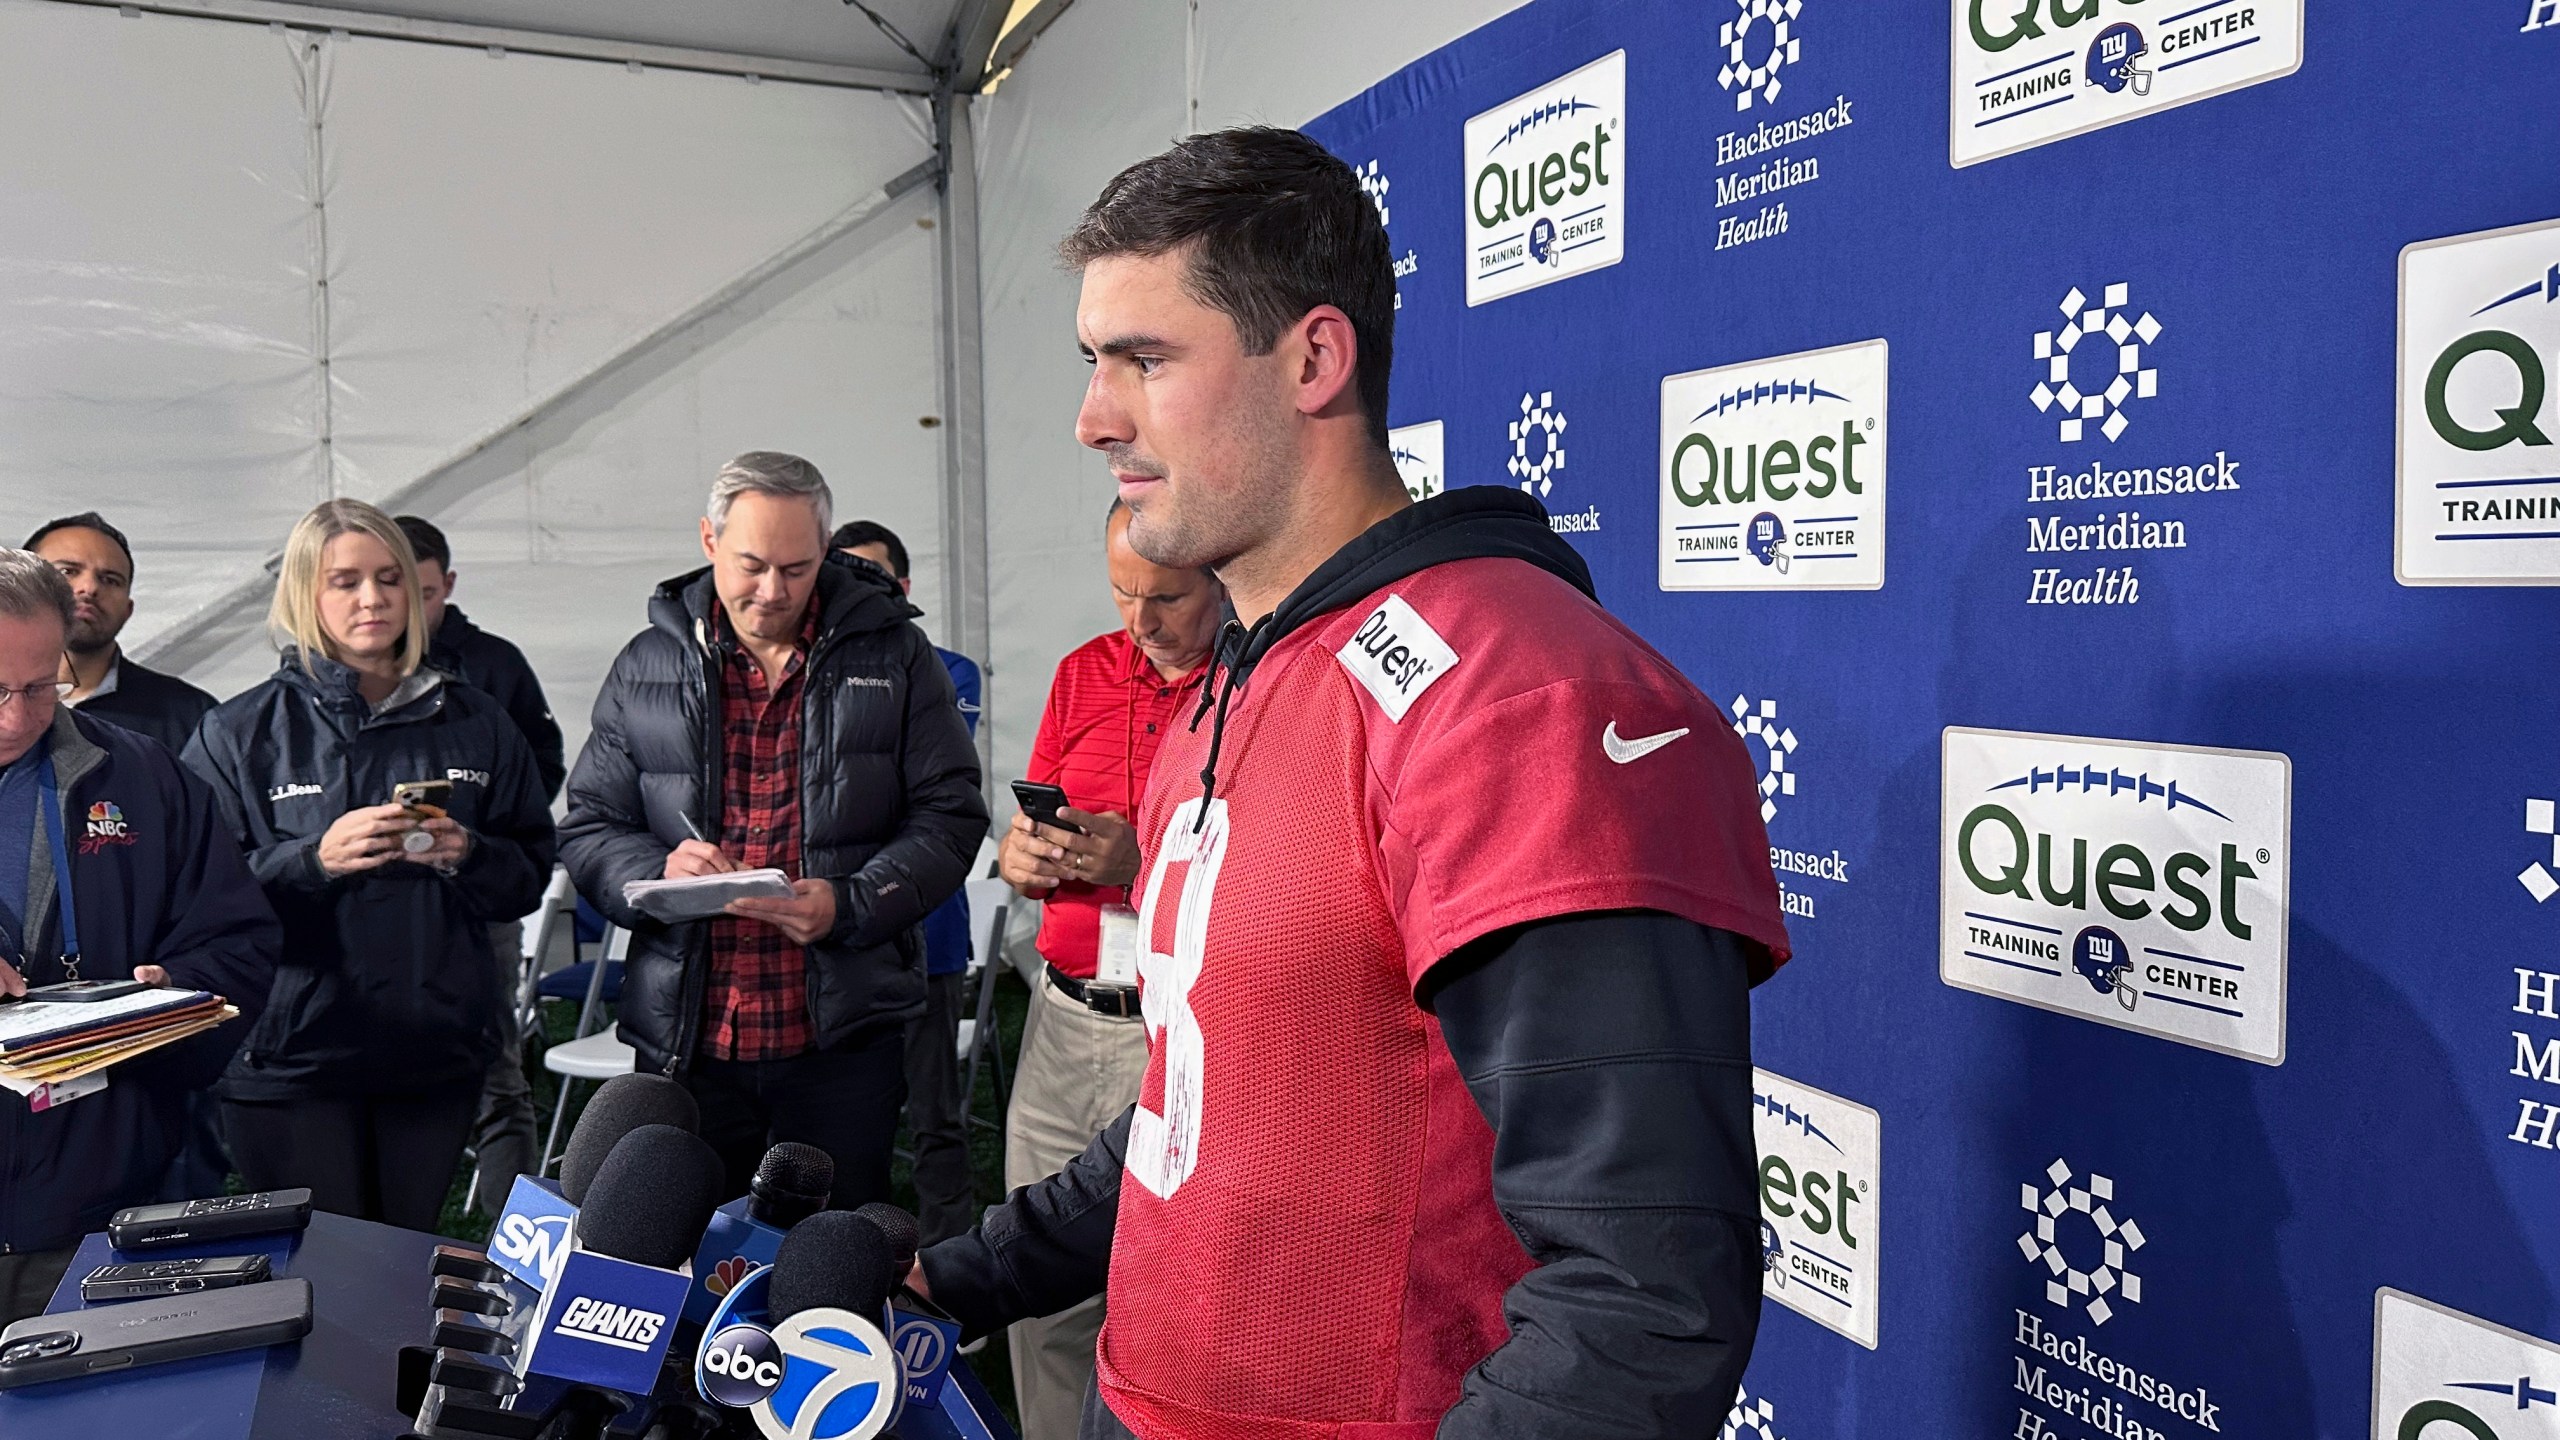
left=0, top=680, right=72, bottom=710
left=0, top=655, right=75, bottom=711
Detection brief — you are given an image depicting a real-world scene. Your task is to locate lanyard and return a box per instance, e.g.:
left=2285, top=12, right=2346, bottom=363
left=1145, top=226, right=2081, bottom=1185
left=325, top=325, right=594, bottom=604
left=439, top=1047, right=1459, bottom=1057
left=30, top=754, right=80, bottom=977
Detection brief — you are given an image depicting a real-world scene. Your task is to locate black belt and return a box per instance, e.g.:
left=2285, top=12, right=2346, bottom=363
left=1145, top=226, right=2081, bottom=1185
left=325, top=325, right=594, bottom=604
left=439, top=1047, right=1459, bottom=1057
left=1046, top=963, right=1142, bottom=1018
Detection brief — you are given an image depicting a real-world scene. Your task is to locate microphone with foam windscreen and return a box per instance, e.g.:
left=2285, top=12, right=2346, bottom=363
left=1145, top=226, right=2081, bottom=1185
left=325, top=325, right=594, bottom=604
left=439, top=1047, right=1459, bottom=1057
left=516, top=1124, right=726, bottom=1394
left=683, top=1141, right=838, bottom=1325
left=560, top=1074, right=703, bottom=1206
left=693, top=1209, right=907, bottom=1440
left=486, top=1072, right=701, bottom=1293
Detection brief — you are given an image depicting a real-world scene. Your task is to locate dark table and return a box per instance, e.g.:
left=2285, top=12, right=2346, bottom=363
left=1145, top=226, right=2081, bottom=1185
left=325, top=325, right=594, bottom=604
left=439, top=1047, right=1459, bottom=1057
left=0, top=1212, right=1014, bottom=1439
left=0, top=1210, right=434, bottom=1437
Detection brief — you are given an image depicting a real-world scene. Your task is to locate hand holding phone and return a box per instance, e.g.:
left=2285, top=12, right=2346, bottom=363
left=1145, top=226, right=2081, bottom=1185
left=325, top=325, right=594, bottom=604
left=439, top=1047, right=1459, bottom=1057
left=1010, top=780, right=1083, bottom=836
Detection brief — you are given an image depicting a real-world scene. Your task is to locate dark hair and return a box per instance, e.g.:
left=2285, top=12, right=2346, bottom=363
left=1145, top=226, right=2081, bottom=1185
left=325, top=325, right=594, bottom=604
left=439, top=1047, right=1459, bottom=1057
left=24, top=512, right=135, bottom=573
left=829, top=520, right=909, bottom=580
left=394, top=515, right=452, bottom=571
left=1060, top=127, right=1395, bottom=449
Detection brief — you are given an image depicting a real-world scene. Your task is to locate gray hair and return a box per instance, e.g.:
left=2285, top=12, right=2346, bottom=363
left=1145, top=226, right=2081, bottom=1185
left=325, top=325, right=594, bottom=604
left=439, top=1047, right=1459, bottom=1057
left=708, top=451, right=833, bottom=540
left=0, top=549, right=75, bottom=634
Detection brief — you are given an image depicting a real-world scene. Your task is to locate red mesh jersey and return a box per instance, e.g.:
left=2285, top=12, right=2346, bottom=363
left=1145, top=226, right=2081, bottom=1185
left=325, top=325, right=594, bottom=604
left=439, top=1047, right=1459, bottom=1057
left=1096, top=556, right=1790, bottom=1440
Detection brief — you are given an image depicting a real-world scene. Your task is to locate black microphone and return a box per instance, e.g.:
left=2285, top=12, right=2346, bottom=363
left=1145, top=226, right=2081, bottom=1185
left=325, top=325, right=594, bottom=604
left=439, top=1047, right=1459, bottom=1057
left=560, top=1073, right=702, bottom=1206
left=850, top=1202, right=919, bottom=1281
left=768, top=1210, right=898, bottom=1323
left=575, top=1125, right=727, bottom=1269
left=746, top=1142, right=835, bottom=1229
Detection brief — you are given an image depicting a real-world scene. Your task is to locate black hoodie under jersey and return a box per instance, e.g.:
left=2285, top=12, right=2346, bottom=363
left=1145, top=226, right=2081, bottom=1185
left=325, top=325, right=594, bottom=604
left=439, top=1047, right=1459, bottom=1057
left=922, top=488, right=1765, bottom=1439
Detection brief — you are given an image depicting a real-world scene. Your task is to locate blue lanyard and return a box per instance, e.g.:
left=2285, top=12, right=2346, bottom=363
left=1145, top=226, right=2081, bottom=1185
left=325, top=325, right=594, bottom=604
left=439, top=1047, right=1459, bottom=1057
left=33, top=753, right=80, bottom=974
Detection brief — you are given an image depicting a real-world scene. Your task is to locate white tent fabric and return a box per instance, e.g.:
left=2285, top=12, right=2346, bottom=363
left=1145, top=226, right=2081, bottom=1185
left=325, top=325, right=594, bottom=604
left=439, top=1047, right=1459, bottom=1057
left=968, top=0, right=1525, bottom=799
left=0, top=0, right=942, bottom=772
left=0, top=0, right=1517, bottom=804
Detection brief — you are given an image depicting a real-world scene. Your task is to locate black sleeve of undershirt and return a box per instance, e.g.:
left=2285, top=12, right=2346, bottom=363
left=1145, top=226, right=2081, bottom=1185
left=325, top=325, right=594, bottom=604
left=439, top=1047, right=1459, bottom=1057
left=915, top=1105, right=1130, bottom=1341
left=1421, top=910, right=1762, bottom=1440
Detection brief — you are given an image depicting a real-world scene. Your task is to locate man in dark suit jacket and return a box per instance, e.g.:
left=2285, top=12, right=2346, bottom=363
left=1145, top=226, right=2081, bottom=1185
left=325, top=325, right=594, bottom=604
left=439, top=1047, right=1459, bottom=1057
left=26, top=514, right=217, bottom=757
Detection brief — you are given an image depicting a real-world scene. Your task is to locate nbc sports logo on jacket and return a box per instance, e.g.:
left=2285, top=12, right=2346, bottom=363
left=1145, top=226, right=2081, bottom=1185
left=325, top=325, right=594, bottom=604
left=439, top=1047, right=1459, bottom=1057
left=1939, top=727, right=2292, bottom=1064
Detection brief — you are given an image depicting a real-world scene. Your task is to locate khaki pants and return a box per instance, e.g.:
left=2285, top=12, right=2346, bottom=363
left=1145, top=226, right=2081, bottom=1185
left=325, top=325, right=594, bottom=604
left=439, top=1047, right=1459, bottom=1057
left=1005, top=972, right=1150, bottom=1440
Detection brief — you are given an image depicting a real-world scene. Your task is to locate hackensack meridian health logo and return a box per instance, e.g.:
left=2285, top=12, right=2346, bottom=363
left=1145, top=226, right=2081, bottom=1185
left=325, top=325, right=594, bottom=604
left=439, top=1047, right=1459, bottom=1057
left=1661, top=338, right=1887, bottom=592
left=1940, top=727, right=2293, bottom=1065
left=1358, top=159, right=1422, bottom=311
left=1753, top=1068, right=1880, bottom=1348
left=2018, top=1157, right=2143, bottom=1326
left=2371, top=1289, right=2560, bottom=1440
left=1950, top=0, right=2303, bottom=168
left=1510, top=391, right=1599, bottom=533
left=1717, top=0, right=1801, bottom=112
left=2033, top=283, right=2160, bottom=444
left=1463, top=50, right=1625, bottom=306
left=2395, top=215, right=2560, bottom=585
left=1722, top=1385, right=1788, bottom=1440
left=1388, top=420, right=1444, bottom=502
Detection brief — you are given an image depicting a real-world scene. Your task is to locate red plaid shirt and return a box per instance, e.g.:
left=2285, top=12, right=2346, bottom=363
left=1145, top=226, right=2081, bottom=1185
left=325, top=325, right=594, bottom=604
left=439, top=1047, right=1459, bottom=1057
left=699, top=604, right=819, bottom=1062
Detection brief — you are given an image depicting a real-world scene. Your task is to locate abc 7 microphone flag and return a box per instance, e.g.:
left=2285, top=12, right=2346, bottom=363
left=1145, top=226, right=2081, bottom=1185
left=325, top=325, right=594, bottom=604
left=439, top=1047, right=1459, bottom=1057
left=696, top=1264, right=905, bottom=1440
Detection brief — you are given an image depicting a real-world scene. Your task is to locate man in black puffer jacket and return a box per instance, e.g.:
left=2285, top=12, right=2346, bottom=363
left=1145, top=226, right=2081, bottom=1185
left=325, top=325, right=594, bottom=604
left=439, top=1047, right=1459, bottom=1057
left=561, top=453, right=986, bottom=1209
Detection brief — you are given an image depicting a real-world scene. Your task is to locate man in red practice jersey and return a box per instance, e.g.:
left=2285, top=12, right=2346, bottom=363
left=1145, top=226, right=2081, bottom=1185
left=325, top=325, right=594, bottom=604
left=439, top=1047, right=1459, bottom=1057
left=914, top=127, right=1791, bottom=1439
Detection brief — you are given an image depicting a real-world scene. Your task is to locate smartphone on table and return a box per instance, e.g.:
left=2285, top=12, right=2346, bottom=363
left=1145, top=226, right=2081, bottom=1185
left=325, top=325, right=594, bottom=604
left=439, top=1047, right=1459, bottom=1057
left=1010, top=780, right=1083, bottom=836
left=0, top=1277, right=312, bottom=1388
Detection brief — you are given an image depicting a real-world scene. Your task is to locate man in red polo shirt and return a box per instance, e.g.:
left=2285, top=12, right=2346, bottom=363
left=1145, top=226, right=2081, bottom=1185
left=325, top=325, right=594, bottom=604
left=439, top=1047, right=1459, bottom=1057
left=915, top=129, right=1788, bottom=1439
left=997, top=498, right=1222, bottom=1439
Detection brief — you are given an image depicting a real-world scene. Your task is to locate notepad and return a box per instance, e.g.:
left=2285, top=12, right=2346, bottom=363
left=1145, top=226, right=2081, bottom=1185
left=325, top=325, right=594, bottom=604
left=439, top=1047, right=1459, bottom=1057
left=0, top=986, right=218, bottom=1057
left=620, top=868, right=796, bottom=922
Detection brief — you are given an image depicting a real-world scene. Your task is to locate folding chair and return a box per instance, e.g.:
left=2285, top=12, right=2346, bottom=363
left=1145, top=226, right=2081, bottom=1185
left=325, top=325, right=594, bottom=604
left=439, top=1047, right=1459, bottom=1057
left=959, top=876, right=1016, bottom=1131
left=512, top=867, right=579, bottom=1041
left=538, top=925, right=635, bottom=1176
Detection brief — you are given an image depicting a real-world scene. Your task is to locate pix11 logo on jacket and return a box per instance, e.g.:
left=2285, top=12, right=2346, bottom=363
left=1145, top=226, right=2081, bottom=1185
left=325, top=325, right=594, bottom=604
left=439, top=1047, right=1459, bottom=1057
left=2396, top=216, right=2560, bottom=586
left=1661, top=339, right=1886, bottom=592
left=1940, top=727, right=2291, bottom=1064
left=1950, top=0, right=2303, bottom=168
left=1463, top=51, right=1624, bottom=306
left=1389, top=421, right=1444, bottom=502
left=1752, top=1067, right=1879, bottom=1348
left=2372, top=1289, right=2560, bottom=1440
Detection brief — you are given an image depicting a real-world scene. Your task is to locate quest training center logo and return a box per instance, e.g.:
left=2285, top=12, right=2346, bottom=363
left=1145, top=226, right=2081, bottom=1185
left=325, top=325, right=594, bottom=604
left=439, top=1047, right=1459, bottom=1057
left=1463, top=50, right=1625, bottom=306
left=1940, top=727, right=2292, bottom=1065
left=2371, top=1289, right=2560, bottom=1440
left=2395, top=215, right=2560, bottom=586
left=1389, top=420, right=1444, bottom=502
left=1753, top=1067, right=1881, bottom=1349
left=1509, top=391, right=1599, bottom=534
left=1660, top=339, right=1887, bottom=592
left=1950, top=0, right=2304, bottom=168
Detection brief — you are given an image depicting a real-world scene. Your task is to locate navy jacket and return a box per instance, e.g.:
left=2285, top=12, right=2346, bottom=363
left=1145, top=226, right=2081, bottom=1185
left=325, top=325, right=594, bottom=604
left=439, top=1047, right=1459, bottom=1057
left=560, top=558, right=987, bottom=1076
left=0, top=709, right=282, bottom=1255
left=72, top=653, right=217, bottom=759
left=184, top=655, right=555, bottom=1102
left=427, top=607, right=566, bottom=805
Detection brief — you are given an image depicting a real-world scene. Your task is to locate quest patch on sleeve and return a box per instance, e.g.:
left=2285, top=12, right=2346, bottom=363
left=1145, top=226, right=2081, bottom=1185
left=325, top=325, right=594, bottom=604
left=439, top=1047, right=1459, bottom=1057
left=1336, top=593, right=1460, bottom=722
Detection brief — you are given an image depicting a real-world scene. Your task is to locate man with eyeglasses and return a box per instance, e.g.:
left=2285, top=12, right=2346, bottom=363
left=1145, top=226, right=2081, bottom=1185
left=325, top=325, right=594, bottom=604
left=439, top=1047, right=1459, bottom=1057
left=26, top=513, right=218, bottom=758
left=0, top=549, right=280, bottom=1323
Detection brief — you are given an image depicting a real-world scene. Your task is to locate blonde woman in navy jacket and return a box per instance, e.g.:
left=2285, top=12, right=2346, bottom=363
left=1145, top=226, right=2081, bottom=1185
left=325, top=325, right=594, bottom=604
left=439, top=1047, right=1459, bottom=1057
left=185, top=500, right=554, bottom=1231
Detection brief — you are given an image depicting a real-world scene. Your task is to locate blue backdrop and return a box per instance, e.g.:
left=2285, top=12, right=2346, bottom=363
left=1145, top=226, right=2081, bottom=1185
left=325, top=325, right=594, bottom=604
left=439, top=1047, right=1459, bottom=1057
left=1305, top=2, right=2560, bottom=1435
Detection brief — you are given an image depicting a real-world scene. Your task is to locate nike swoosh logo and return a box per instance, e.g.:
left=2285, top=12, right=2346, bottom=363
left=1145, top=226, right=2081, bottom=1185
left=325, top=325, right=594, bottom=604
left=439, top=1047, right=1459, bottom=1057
left=1602, top=721, right=1691, bottom=765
